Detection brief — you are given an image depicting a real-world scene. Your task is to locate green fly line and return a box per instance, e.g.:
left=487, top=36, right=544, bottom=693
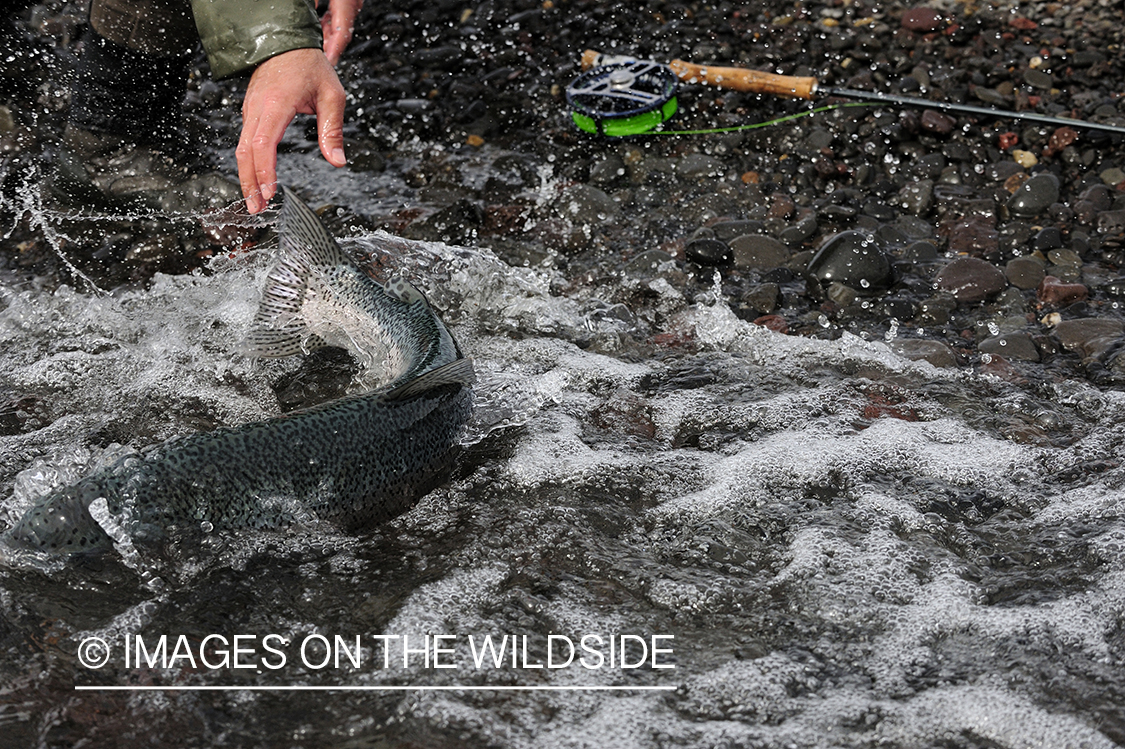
left=641, top=100, right=880, bottom=136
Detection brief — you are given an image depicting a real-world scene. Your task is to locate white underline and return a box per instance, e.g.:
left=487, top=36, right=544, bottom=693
left=75, top=685, right=678, bottom=692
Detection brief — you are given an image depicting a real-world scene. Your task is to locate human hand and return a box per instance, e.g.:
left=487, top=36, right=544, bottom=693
left=237, top=47, right=347, bottom=214
left=319, top=0, right=363, bottom=65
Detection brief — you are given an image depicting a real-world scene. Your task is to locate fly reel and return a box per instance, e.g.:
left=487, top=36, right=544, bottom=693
left=565, top=60, right=679, bottom=137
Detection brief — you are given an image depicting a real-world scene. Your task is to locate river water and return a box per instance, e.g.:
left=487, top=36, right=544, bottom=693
left=2, top=148, right=1124, bottom=748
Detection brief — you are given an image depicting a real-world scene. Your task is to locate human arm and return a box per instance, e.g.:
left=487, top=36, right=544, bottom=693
left=191, top=0, right=361, bottom=212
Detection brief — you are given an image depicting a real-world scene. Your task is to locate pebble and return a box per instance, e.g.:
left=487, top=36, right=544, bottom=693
left=624, top=249, right=674, bottom=276
left=807, top=129, right=833, bottom=149
left=682, top=194, right=735, bottom=224
left=778, top=216, right=818, bottom=245
left=1097, top=210, right=1125, bottom=235
left=556, top=184, right=620, bottom=224
left=1030, top=227, right=1063, bottom=252
left=1053, top=318, right=1125, bottom=359
left=1046, top=248, right=1082, bottom=267
left=1037, top=276, right=1088, bottom=306
left=1005, top=256, right=1046, bottom=290
left=395, top=98, right=431, bottom=113
left=820, top=204, right=857, bottom=221
left=589, top=154, right=626, bottom=186
left=1004, top=173, right=1029, bottom=194
left=1072, top=50, right=1106, bottom=67
left=1007, top=173, right=1059, bottom=218
left=712, top=220, right=765, bottom=241
left=1043, top=127, right=1078, bottom=157
left=768, top=194, right=796, bottom=220
left=974, top=87, right=1010, bottom=107
left=827, top=282, right=858, bottom=306
left=979, top=333, right=1040, bottom=362
left=916, top=293, right=956, bottom=324
left=1012, top=150, right=1038, bottom=169
left=1100, top=167, right=1125, bottom=186
left=897, top=179, right=933, bottom=215
left=1023, top=69, right=1054, bottom=90
left=685, top=238, right=732, bottom=266
left=730, top=234, right=791, bottom=270
left=901, top=7, right=943, bottom=32
left=125, top=234, right=181, bottom=264
left=753, top=315, right=789, bottom=334
left=987, top=161, right=1025, bottom=182
left=888, top=338, right=958, bottom=368
left=895, top=216, right=936, bottom=240
left=879, top=296, right=918, bottom=320
left=901, top=240, right=939, bottom=262
left=933, top=256, right=1007, bottom=303
left=745, top=283, right=781, bottom=313
left=946, top=216, right=999, bottom=255
left=806, top=231, right=893, bottom=290
left=920, top=110, right=956, bottom=135
left=676, top=153, right=724, bottom=179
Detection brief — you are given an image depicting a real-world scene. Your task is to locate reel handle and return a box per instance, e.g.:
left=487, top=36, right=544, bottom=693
left=580, top=50, right=818, bottom=100
left=668, top=59, right=817, bottom=99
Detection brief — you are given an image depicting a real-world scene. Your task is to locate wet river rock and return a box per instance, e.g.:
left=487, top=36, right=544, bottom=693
left=730, top=234, right=790, bottom=270
left=1005, top=256, right=1046, bottom=290
left=1053, top=318, right=1125, bottom=359
left=1007, top=172, right=1060, bottom=218
left=806, top=231, right=893, bottom=292
left=933, top=257, right=1008, bottom=303
left=979, top=332, right=1040, bottom=362
left=1038, top=276, right=1089, bottom=306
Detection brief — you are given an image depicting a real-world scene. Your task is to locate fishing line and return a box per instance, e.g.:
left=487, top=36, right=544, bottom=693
left=635, top=101, right=881, bottom=136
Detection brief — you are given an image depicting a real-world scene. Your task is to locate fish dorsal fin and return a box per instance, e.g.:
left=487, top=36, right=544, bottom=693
left=386, top=358, right=475, bottom=401
left=244, top=187, right=346, bottom=358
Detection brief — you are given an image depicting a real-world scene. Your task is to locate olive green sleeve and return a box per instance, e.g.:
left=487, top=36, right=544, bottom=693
left=191, top=0, right=322, bottom=79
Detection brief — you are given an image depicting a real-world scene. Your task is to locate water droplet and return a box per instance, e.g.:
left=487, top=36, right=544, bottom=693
left=884, top=318, right=900, bottom=343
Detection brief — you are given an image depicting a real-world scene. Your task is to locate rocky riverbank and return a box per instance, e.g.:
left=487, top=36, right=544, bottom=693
left=4, top=0, right=1125, bottom=390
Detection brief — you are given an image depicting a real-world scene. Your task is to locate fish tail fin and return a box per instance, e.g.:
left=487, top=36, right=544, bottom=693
left=3, top=483, right=113, bottom=554
left=244, top=187, right=347, bottom=358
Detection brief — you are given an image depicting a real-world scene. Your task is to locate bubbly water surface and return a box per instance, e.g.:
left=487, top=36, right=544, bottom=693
left=1, top=202, right=1123, bottom=748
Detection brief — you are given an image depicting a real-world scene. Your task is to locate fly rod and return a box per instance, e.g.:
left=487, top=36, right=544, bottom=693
left=569, top=50, right=1125, bottom=137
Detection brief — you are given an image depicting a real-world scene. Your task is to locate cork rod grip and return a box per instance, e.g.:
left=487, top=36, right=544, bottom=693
left=668, top=59, right=818, bottom=99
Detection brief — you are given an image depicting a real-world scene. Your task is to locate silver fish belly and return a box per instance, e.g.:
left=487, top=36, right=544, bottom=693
left=1, top=187, right=474, bottom=555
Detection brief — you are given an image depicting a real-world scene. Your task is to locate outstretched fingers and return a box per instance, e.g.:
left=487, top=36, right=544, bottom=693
left=238, top=100, right=295, bottom=213
left=236, top=49, right=348, bottom=214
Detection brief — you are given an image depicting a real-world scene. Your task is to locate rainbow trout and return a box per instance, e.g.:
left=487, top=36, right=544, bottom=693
left=1, top=188, right=473, bottom=555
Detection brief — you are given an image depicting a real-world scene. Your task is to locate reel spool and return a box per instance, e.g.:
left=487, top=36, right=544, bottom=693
left=565, top=60, right=679, bottom=137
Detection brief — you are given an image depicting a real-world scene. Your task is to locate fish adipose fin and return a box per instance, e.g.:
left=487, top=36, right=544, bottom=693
left=386, top=358, right=476, bottom=401
left=244, top=186, right=349, bottom=358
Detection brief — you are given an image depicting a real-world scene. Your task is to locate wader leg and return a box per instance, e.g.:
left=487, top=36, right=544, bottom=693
left=47, top=0, right=240, bottom=213
left=69, top=0, right=197, bottom=142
